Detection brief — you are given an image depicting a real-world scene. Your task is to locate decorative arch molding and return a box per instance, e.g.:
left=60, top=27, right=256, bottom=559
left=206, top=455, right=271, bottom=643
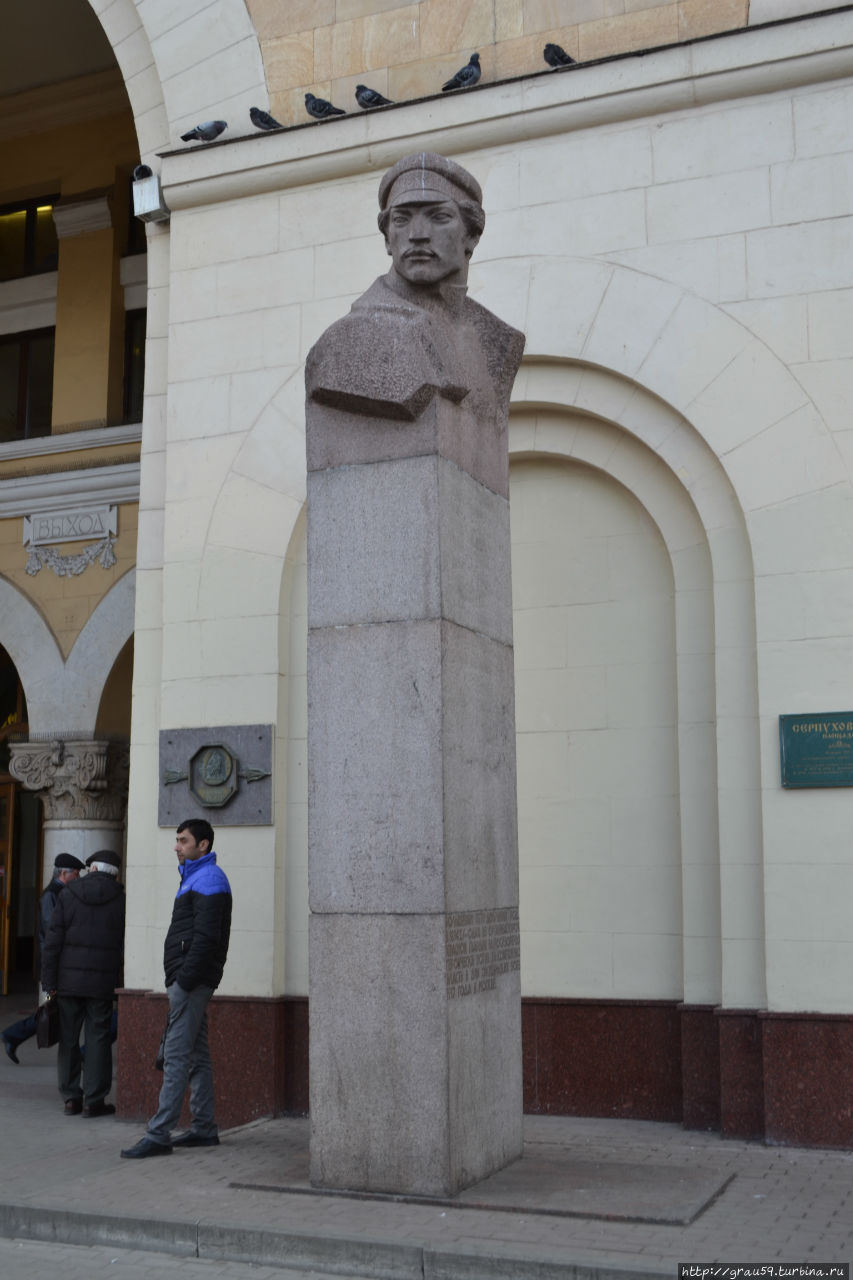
left=472, top=255, right=845, bottom=567
left=196, top=366, right=306, bottom=687
left=66, top=569, right=137, bottom=734
left=87, top=0, right=267, bottom=159
left=509, top=361, right=765, bottom=1010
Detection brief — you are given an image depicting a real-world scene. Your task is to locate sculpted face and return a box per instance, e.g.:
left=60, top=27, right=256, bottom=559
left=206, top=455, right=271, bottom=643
left=384, top=200, right=477, bottom=285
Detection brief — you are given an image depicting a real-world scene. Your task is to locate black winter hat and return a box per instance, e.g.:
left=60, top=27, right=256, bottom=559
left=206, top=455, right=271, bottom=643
left=86, top=850, right=122, bottom=870
left=54, top=853, right=85, bottom=872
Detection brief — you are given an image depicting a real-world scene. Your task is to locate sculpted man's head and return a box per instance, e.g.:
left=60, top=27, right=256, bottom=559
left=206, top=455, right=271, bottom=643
left=378, top=152, right=485, bottom=288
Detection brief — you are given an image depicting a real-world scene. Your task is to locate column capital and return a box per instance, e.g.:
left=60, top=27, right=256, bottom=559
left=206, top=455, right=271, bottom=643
left=9, top=738, right=129, bottom=821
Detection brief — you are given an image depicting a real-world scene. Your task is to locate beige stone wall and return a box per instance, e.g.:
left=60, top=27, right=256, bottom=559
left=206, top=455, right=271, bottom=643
left=247, top=0, right=748, bottom=125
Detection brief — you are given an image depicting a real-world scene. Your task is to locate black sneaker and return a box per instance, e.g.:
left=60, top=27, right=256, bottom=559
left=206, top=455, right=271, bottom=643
left=120, top=1136, right=173, bottom=1158
left=172, top=1131, right=220, bottom=1148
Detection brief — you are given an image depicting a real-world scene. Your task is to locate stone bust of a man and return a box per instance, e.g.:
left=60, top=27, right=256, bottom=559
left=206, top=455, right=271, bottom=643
left=306, top=152, right=524, bottom=427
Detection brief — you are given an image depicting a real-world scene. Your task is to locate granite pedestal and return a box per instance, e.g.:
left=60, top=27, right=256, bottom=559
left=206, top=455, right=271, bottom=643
left=306, top=318, right=524, bottom=1195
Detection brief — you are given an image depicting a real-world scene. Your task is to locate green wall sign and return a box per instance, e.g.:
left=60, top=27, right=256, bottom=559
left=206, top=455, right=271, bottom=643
left=779, top=713, right=853, bottom=788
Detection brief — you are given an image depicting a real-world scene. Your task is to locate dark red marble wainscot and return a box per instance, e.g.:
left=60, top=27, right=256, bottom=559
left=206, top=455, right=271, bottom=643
left=116, top=992, right=853, bottom=1149
left=116, top=990, right=308, bottom=1128
left=761, top=1011, right=853, bottom=1148
left=522, top=998, right=682, bottom=1121
left=678, top=1004, right=720, bottom=1131
left=717, top=1008, right=764, bottom=1140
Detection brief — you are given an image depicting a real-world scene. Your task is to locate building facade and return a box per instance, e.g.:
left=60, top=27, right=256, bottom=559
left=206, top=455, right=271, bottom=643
left=3, top=0, right=853, bottom=1146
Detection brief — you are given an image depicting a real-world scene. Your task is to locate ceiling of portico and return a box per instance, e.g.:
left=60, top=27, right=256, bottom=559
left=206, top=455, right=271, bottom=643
left=2, top=0, right=116, bottom=98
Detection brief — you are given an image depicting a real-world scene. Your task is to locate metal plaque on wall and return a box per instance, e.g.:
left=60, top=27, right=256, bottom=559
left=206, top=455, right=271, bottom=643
left=158, top=725, right=273, bottom=825
left=779, top=713, right=853, bottom=788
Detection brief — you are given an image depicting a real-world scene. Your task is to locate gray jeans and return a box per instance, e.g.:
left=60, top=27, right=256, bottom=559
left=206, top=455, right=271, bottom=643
left=147, top=982, right=216, bottom=1144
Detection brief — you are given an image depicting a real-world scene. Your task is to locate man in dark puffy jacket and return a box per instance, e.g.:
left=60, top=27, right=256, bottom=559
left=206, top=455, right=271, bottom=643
left=41, top=850, right=125, bottom=1117
left=2, top=852, right=85, bottom=1064
left=121, top=818, right=231, bottom=1159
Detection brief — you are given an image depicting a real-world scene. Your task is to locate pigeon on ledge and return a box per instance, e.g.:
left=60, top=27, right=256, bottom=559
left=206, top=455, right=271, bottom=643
left=250, top=106, right=283, bottom=130
left=543, top=43, right=575, bottom=68
left=305, top=93, right=346, bottom=119
left=355, top=84, right=393, bottom=109
left=180, top=120, right=227, bottom=142
left=442, top=53, right=481, bottom=92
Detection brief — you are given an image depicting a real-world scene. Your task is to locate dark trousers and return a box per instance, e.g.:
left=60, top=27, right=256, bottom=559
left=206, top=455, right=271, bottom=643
left=3, top=1011, right=38, bottom=1046
left=57, top=995, right=113, bottom=1105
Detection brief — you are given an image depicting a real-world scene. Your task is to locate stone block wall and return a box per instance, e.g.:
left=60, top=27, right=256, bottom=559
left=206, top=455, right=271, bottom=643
left=244, top=0, right=750, bottom=126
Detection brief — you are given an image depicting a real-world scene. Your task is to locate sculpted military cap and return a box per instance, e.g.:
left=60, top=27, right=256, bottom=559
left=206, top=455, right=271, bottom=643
left=54, top=852, right=85, bottom=871
left=378, top=152, right=483, bottom=210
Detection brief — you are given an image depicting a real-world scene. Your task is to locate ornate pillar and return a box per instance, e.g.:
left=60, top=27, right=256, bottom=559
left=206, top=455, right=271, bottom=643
left=9, top=739, right=129, bottom=873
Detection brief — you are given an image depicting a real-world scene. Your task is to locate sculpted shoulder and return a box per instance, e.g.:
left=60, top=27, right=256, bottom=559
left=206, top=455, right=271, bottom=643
left=305, top=273, right=470, bottom=422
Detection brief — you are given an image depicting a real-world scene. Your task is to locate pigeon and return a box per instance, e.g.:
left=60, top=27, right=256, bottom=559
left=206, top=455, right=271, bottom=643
left=355, top=84, right=393, bottom=109
left=543, top=43, right=575, bottom=68
left=442, top=52, right=481, bottom=92
left=180, top=119, right=227, bottom=142
left=250, top=106, right=283, bottom=131
left=305, top=92, right=345, bottom=120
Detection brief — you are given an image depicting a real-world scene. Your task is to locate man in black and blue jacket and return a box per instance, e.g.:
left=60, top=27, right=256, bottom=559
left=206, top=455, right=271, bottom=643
left=121, top=818, right=231, bottom=1158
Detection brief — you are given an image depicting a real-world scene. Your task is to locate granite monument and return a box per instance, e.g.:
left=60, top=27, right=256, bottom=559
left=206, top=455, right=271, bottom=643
left=306, top=152, right=525, bottom=1196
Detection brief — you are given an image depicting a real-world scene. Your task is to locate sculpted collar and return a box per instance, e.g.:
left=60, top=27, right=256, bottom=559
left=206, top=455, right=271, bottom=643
left=384, top=268, right=468, bottom=319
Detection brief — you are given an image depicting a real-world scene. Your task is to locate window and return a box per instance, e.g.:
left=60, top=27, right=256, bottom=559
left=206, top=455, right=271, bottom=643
left=122, top=308, right=146, bottom=424
left=0, top=328, right=54, bottom=442
left=0, top=197, right=59, bottom=282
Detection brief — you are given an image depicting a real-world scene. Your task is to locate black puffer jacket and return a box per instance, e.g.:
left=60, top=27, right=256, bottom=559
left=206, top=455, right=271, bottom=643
left=38, top=876, right=65, bottom=955
left=163, top=851, right=231, bottom=992
left=41, top=872, right=125, bottom=998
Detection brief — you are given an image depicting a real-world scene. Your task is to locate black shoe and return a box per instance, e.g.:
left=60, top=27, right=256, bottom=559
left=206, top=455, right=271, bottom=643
left=64, top=1098, right=83, bottom=1115
left=172, top=1131, right=220, bottom=1148
left=82, top=1101, right=116, bottom=1117
left=120, top=1136, right=172, bottom=1159
left=2, top=1034, right=20, bottom=1065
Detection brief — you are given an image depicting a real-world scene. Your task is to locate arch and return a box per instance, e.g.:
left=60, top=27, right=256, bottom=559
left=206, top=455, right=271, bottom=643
left=471, top=256, right=846, bottom=545
left=0, top=568, right=139, bottom=739
left=0, top=578, right=64, bottom=733
left=66, top=569, right=137, bottom=734
left=509, top=360, right=764, bottom=1010
left=87, top=0, right=267, bottom=160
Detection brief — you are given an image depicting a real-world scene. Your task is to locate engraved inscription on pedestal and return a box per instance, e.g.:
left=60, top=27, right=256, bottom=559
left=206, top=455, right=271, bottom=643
left=446, top=907, right=521, bottom=999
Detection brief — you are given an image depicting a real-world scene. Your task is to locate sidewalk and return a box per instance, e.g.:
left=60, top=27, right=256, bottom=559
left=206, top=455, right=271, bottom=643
left=0, top=1029, right=851, bottom=1278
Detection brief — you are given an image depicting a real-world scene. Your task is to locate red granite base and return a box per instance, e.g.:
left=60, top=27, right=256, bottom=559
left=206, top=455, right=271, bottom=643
left=762, top=1011, right=853, bottom=1149
left=678, top=1004, right=720, bottom=1131
left=718, top=1008, right=764, bottom=1140
left=116, top=990, right=306, bottom=1129
left=116, top=992, right=853, bottom=1148
left=522, top=998, right=682, bottom=1121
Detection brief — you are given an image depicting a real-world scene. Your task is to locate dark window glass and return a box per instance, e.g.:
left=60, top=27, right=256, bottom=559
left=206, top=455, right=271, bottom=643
left=26, top=332, right=54, bottom=434
left=33, top=204, right=59, bottom=274
left=0, top=209, right=27, bottom=281
left=123, top=308, right=146, bottom=424
left=126, top=200, right=147, bottom=257
left=0, top=343, right=21, bottom=439
left=0, top=197, right=59, bottom=282
left=0, top=329, right=54, bottom=443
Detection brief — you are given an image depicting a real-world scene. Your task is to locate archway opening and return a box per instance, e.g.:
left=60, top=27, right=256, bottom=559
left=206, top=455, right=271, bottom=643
left=0, top=646, right=41, bottom=994
left=96, top=636, right=134, bottom=738
left=1, top=0, right=145, bottom=441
